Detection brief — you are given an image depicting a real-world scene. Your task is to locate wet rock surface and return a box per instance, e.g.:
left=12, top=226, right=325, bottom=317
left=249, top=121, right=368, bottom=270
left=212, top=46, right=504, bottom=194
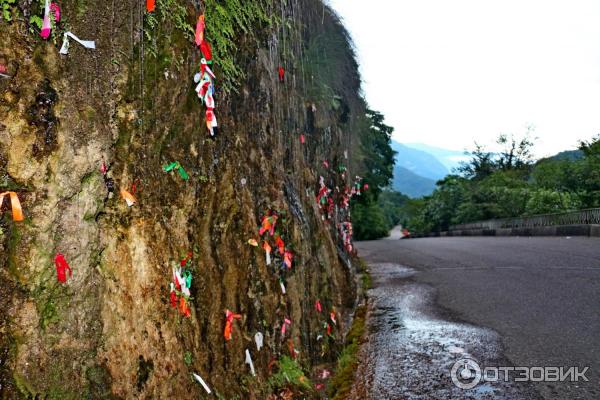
left=349, top=262, right=541, bottom=400
left=0, top=1, right=362, bottom=398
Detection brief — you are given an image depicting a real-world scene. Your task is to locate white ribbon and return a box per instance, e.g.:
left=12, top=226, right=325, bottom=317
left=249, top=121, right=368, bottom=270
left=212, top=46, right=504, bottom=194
left=245, top=349, right=256, bottom=376
left=254, top=332, right=264, bottom=351
left=59, top=32, right=96, bottom=55
left=192, top=373, right=211, bottom=394
left=279, top=280, right=286, bottom=294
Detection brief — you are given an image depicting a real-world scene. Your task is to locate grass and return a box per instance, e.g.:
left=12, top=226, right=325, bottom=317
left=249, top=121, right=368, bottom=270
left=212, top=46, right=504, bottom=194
left=267, top=355, right=312, bottom=392
left=328, top=258, right=371, bottom=400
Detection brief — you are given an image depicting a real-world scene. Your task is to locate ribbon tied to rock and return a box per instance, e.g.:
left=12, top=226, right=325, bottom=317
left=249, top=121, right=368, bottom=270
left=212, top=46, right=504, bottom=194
left=54, top=253, right=72, bottom=283
left=0, top=191, right=24, bottom=221
left=224, top=309, right=242, bottom=341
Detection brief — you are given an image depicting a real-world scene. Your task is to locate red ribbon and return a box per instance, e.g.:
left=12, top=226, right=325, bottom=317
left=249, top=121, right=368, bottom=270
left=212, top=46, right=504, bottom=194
left=315, top=300, right=322, bottom=313
left=224, top=309, right=242, bottom=341
left=275, top=235, right=285, bottom=255
left=54, top=253, right=72, bottom=283
left=180, top=251, right=193, bottom=267
left=146, top=0, right=155, bottom=12
left=278, top=67, right=285, bottom=82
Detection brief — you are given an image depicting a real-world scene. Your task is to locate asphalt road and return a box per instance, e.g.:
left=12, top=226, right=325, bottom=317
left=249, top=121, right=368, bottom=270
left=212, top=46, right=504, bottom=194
left=356, top=236, right=600, bottom=400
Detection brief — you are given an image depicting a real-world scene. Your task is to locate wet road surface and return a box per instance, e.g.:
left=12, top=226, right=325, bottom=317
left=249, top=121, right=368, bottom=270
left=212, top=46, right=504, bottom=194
left=353, top=236, right=600, bottom=400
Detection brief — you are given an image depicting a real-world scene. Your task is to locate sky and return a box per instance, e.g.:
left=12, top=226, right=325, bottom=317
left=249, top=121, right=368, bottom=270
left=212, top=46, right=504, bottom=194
left=327, top=0, right=600, bottom=158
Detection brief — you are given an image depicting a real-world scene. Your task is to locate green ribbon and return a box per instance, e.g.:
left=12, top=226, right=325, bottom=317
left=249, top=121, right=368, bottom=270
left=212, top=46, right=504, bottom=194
left=184, top=270, right=192, bottom=289
left=162, top=161, right=189, bottom=181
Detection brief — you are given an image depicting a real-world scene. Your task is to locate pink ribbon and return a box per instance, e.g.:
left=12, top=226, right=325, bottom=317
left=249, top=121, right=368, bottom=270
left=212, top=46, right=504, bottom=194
left=281, top=318, right=291, bottom=336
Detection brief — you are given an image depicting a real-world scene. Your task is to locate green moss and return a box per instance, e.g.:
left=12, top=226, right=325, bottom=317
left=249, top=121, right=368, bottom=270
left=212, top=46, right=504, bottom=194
left=183, top=351, right=193, bottom=366
left=75, top=0, right=87, bottom=18
left=13, top=372, right=36, bottom=397
left=328, top=305, right=367, bottom=400
left=6, top=223, right=22, bottom=280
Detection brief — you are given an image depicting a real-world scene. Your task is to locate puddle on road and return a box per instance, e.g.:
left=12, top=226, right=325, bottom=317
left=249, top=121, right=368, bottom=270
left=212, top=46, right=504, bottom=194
left=350, top=263, right=535, bottom=400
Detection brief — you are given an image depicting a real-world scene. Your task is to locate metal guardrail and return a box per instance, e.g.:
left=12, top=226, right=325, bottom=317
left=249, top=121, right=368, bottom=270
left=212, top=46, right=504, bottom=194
left=450, top=208, right=600, bottom=231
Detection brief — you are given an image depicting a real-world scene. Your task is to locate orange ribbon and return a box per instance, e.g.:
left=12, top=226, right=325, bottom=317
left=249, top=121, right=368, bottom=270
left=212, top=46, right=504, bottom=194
left=224, top=309, right=242, bottom=341
left=120, top=189, right=137, bottom=207
left=0, top=191, right=24, bottom=221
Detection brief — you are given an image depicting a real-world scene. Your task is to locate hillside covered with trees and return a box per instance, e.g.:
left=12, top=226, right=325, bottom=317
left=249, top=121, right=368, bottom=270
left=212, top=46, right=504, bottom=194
left=402, top=134, right=600, bottom=234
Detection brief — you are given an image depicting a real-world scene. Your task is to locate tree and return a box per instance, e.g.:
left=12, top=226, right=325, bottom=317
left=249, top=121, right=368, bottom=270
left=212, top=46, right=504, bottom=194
left=350, top=108, right=397, bottom=240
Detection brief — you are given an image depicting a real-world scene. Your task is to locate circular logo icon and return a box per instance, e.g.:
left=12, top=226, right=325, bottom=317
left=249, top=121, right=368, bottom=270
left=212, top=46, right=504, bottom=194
left=451, top=358, right=482, bottom=389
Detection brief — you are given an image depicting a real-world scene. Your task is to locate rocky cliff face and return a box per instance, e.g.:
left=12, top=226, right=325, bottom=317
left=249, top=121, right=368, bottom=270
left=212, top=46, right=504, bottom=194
left=0, top=0, right=362, bottom=398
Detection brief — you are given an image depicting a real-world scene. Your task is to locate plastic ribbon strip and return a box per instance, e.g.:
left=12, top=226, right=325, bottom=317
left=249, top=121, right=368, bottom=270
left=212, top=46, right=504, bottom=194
left=180, top=252, right=193, bottom=267
left=247, top=239, right=258, bottom=247
left=262, top=241, right=271, bottom=265
left=146, top=0, right=155, bottom=12
left=0, top=191, right=24, bottom=221
left=274, top=235, right=285, bottom=255
left=192, top=373, right=211, bottom=394
left=330, top=311, right=337, bottom=325
left=245, top=349, right=256, bottom=376
left=279, top=277, right=286, bottom=294
left=50, top=2, right=60, bottom=22
left=281, top=318, right=291, bottom=337
left=54, top=253, right=72, bottom=283
left=278, top=66, right=285, bottom=82
left=254, top=332, right=264, bottom=351
left=339, top=221, right=353, bottom=252
left=59, top=32, right=96, bottom=55
left=162, top=161, right=189, bottom=180
left=288, top=339, right=300, bottom=359
left=193, top=14, right=218, bottom=138
left=40, top=0, right=51, bottom=39
left=120, top=189, right=136, bottom=207
left=283, top=250, right=293, bottom=270
left=224, top=309, right=241, bottom=341
left=130, top=178, right=141, bottom=195
left=315, top=299, right=322, bottom=313
left=300, top=134, right=305, bottom=144
left=195, top=15, right=205, bottom=46
left=171, top=266, right=192, bottom=317
left=0, top=64, right=9, bottom=79
left=259, top=214, right=277, bottom=236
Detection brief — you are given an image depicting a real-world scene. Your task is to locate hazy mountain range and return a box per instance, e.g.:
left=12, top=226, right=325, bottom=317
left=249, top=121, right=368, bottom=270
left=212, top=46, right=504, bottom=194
left=390, top=141, right=469, bottom=197
left=390, top=141, right=583, bottom=198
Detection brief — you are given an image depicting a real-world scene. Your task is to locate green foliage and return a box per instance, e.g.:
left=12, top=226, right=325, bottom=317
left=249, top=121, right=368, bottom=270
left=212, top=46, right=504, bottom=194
left=377, top=191, right=411, bottom=228
left=524, top=189, right=582, bottom=215
left=183, top=351, right=193, bottom=366
left=203, top=0, right=276, bottom=92
left=351, top=200, right=389, bottom=240
left=1, top=0, right=16, bottom=21
left=144, top=0, right=194, bottom=58
left=351, top=109, right=397, bottom=240
left=328, top=305, right=366, bottom=400
left=267, top=356, right=311, bottom=392
left=404, top=135, right=600, bottom=234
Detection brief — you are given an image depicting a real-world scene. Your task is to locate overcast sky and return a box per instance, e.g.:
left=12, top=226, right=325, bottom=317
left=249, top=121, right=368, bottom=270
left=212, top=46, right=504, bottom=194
left=327, top=0, right=600, bottom=157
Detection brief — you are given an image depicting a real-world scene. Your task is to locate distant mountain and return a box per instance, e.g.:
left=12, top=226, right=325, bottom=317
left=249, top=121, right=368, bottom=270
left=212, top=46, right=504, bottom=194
left=391, top=141, right=449, bottom=180
left=548, top=149, right=584, bottom=161
left=403, top=142, right=470, bottom=172
left=392, top=166, right=437, bottom=198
